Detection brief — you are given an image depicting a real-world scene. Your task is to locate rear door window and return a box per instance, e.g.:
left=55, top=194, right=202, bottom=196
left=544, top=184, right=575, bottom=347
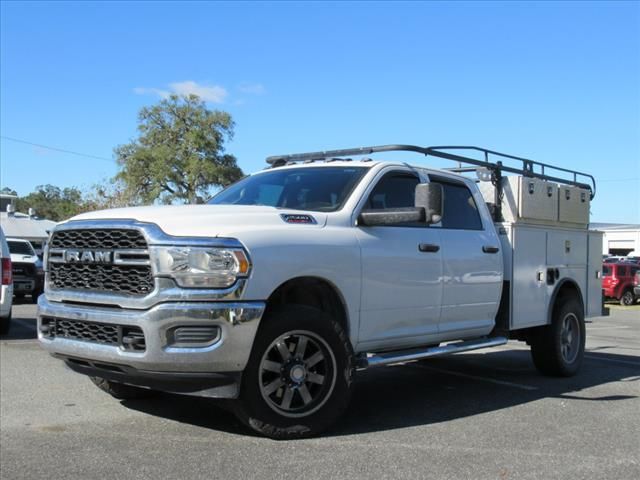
left=429, top=176, right=483, bottom=230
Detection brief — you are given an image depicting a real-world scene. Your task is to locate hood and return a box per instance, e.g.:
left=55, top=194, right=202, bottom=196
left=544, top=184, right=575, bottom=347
left=69, top=204, right=328, bottom=238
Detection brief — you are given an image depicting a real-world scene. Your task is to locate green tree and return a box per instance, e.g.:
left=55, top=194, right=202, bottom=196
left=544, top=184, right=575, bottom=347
left=16, top=184, right=86, bottom=221
left=114, top=94, right=243, bottom=204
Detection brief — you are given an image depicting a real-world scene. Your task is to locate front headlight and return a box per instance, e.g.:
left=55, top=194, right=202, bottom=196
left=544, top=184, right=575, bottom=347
left=151, top=246, right=250, bottom=288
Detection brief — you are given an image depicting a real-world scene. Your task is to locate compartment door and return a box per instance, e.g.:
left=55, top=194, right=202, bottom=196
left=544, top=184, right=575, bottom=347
left=511, top=228, right=549, bottom=329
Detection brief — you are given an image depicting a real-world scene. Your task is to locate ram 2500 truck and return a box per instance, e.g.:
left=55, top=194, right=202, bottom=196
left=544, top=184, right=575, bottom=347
left=37, top=144, right=604, bottom=439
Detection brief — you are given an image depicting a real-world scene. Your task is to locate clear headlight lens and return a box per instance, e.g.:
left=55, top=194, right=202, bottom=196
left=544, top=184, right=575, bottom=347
left=151, top=246, right=250, bottom=288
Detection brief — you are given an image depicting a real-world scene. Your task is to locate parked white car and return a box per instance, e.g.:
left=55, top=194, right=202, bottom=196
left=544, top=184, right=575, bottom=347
left=0, top=227, right=13, bottom=334
left=7, top=238, right=44, bottom=302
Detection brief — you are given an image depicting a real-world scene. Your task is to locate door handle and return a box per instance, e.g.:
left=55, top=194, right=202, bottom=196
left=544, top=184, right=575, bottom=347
left=419, top=243, right=440, bottom=253
left=482, top=246, right=500, bottom=254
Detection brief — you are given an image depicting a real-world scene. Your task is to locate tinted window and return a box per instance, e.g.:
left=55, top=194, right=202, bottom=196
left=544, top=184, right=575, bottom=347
left=364, top=173, right=420, bottom=210
left=209, top=166, right=369, bottom=212
left=602, top=265, right=611, bottom=277
left=8, top=241, right=35, bottom=256
left=430, top=178, right=483, bottom=230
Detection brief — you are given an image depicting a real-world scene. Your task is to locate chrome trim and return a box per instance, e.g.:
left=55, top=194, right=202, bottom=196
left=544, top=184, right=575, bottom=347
left=45, top=219, right=250, bottom=308
left=360, top=337, right=508, bottom=369
left=113, top=249, right=150, bottom=266
left=38, top=296, right=266, bottom=373
left=45, top=277, right=247, bottom=309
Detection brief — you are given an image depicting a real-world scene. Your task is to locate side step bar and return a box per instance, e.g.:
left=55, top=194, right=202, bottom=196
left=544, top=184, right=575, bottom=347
left=358, top=337, right=508, bottom=369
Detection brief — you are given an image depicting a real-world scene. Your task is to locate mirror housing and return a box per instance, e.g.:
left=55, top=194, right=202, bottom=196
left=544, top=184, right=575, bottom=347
left=415, top=183, right=443, bottom=224
left=358, top=207, right=425, bottom=227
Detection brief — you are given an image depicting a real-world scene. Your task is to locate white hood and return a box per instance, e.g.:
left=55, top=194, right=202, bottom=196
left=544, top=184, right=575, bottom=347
left=70, top=205, right=327, bottom=238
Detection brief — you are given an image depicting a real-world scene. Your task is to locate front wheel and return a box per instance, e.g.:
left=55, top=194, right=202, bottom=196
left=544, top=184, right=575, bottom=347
left=235, top=305, right=354, bottom=439
left=530, top=296, right=585, bottom=377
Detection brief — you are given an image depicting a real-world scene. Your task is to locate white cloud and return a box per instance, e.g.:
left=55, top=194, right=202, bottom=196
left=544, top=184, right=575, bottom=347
left=237, top=82, right=266, bottom=95
left=134, top=81, right=228, bottom=103
left=133, top=87, right=170, bottom=98
left=169, top=81, right=228, bottom=103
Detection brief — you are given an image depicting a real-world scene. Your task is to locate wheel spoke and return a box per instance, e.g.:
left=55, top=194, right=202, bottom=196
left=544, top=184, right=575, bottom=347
left=295, top=336, right=308, bottom=359
left=263, top=378, right=284, bottom=396
left=307, top=372, right=325, bottom=385
left=262, top=360, right=282, bottom=373
left=276, top=341, right=291, bottom=361
left=306, top=351, right=324, bottom=368
left=280, top=387, right=294, bottom=409
left=298, top=384, right=313, bottom=405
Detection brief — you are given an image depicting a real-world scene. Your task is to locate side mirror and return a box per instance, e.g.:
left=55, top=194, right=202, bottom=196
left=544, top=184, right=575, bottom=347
left=358, top=207, right=425, bottom=227
left=415, top=183, right=443, bottom=224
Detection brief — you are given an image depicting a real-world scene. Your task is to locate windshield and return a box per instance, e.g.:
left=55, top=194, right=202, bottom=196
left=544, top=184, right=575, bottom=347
left=8, top=240, right=35, bottom=256
left=209, top=166, right=370, bottom=212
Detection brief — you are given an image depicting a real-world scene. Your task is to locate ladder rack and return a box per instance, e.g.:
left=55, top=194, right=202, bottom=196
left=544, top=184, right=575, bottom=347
left=266, top=144, right=596, bottom=199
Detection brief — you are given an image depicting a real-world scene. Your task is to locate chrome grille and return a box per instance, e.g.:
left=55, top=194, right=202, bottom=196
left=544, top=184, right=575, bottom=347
left=49, top=263, right=153, bottom=295
left=49, top=229, right=147, bottom=249
left=41, top=317, right=146, bottom=351
left=48, top=229, right=153, bottom=296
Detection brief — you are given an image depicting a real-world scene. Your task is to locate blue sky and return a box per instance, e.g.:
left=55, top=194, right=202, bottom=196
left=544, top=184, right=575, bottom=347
left=1, top=1, right=639, bottom=222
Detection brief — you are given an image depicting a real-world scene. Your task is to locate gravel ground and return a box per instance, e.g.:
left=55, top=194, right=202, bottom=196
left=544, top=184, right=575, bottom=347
left=1, top=302, right=638, bottom=479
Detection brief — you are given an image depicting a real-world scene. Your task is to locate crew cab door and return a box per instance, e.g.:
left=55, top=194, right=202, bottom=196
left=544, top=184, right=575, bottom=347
left=355, top=169, right=443, bottom=350
left=428, top=175, right=503, bottom=338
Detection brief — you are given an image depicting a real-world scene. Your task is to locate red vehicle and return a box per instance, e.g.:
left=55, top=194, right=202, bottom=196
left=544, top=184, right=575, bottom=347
left=602, top=262, right=639, bottom=306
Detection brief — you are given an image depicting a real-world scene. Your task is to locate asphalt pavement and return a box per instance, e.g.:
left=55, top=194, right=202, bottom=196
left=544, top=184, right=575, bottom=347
left=1, top=302, right=638, bottom=479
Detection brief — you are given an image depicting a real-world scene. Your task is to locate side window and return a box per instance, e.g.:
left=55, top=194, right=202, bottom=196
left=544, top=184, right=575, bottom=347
left=429, top=177, right=483, bottom=230
left=364, top=172, right=420, bottom=210
left=362, top=172, right=421, bottom=226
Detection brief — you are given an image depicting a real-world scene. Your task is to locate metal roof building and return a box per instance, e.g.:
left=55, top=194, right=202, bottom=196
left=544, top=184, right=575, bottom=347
left=591, top=223, right=640, bottom=256
left=0, top=211, right=57, bottom=256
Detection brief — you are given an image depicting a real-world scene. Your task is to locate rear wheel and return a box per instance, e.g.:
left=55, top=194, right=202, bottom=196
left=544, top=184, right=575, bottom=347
left=235, top=305, right=354, bottom=439
left=619, top=289, right=635, bottom=306
left=89, top=377, right=157, bottom=400
left=530, top=296, right=585, bottom=377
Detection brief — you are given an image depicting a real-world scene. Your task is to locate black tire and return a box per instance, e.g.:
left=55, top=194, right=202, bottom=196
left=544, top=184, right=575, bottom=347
left=0, top=310, right=11, bottom=336
left=530, top=296, right=585, bottom=377
left=234, top=305, right=354, bottom=439
left=89, top=376, right=157, bottom=400
left=619, top=289, right=635, bottom=306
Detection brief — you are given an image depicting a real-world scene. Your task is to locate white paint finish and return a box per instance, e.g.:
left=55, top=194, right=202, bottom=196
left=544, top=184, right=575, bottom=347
left=510, top=227, right=549, bottom=329
left=355, top=225, right=443, bottom=344
left=438, top=228, right=502, bottom=335
left=586, top=232, right=604, bottom=318
left=235, top=225, right=363, bottom=346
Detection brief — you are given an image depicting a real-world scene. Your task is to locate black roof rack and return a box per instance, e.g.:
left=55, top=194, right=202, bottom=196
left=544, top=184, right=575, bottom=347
left=266, top=144, right=596, bottom=199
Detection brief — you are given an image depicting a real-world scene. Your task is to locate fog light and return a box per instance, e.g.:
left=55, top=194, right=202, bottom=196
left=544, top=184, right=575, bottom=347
left=167, top=326, right=221, bottom=348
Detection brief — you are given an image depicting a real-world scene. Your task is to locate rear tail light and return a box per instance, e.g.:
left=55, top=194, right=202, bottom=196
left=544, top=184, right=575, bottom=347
left=1, top=258, right=12, bottom=285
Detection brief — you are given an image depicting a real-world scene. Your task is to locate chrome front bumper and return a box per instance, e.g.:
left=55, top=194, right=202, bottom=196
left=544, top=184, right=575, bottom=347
left=37, top=296, right=265, bottom=376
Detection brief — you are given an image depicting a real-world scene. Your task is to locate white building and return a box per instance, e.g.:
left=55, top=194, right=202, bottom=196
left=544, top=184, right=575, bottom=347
left=0, top=194, right=57, bottom=257
left=591, top=223, right=640, bottom=256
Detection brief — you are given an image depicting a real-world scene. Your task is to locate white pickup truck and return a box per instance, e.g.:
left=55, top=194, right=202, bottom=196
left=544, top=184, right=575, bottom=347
left=37, top=144, right=604, bottom=438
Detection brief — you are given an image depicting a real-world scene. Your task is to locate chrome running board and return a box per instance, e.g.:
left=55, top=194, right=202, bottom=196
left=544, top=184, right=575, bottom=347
left=358, top=337, right=508, bottom=369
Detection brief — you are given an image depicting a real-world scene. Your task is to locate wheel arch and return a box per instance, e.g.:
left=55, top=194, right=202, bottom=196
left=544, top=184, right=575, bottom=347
left=547, top=278, right=584, bottom=324
left=264, top=276, right=351, bottom=339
